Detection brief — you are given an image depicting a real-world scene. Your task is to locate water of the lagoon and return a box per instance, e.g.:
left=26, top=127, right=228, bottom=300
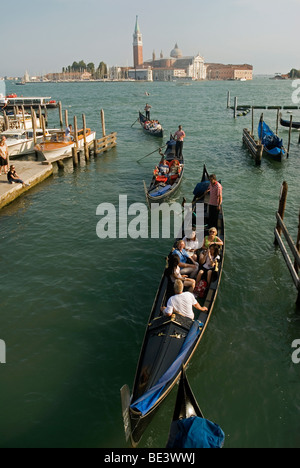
left=0, top=78, right=299, bottom=448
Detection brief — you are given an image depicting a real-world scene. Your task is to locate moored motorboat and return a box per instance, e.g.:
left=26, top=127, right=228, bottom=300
left=138, top=111, right=164, bottom=138
left=145, top=137, right=184, bottom=202
left=0, top=128, right=47, bottom=158
left=4, top=95, right=58, bottom=110
left=121, top=165, right=225, bottom=447
left=35, top=128, right=96, bottom=162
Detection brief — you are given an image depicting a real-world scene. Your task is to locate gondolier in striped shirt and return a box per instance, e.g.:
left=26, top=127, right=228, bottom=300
left=205, top=174, right=223, bottom=229
left=144, top=103, right=152, bottom=120
left=174, top=125, right=185, bottom=158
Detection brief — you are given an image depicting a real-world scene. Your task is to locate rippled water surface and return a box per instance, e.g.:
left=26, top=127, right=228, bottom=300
left=0, top=79, right=300, bottom=448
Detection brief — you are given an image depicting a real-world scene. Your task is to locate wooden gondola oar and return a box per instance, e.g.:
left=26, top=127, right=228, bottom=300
left=136, top=144, right=166, bottom=163
left=131, top=116, right=139, bottom=127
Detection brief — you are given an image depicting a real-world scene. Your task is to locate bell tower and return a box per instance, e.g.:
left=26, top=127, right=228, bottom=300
left=133, top=16, right=143, bottom=68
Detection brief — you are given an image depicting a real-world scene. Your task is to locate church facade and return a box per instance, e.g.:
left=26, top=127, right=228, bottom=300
left=130, top=17, right=252, bottom=82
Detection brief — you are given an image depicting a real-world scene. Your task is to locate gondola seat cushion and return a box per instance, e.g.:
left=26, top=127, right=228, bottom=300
left=156, top=176, right=168, bottom=183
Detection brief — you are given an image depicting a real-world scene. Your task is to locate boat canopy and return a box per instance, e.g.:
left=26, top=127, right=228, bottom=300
left=131, top=321, right=202, bottom=416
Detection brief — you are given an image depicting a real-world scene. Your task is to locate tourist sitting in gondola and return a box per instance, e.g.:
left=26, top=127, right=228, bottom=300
left=199, top=227, right=223, bottom=265
left=166, top=254, right=196, bottom=293
left=196, top=244, right=220, bottom=287
left=172, top=240, right=199, bottom=279
left=183, top=230, right=199, bottom=262
left=162, top=280, right=208, bottom=320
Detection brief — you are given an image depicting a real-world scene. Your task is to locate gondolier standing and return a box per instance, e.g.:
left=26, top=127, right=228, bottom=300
left=205, top=174, right=223, bottom=229
left=174, top=125, right=186, bottom=158
left=144, top=103, right=152, bottom=120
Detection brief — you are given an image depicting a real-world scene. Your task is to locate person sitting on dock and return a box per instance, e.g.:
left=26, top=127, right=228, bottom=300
left=162, top=280, right=208, bottom=320
left=7, top=165, right=28, bottom=187
left=0, top=136, right=8, bottom=176
left=172, top=240, right=199, bottom=279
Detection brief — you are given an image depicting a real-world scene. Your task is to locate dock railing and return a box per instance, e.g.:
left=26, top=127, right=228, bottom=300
left=274, top=181, right=300, bottom=306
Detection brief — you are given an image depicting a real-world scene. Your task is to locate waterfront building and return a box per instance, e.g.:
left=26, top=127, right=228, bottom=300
left=146, top=44, right=206, bottom=81
left=205, top=63, right=253, bottom=80
left=128, top=68, right=153, bottom=81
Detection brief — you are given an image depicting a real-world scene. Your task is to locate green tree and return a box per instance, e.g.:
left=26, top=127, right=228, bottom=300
left=97, top=61, right=108, bottom=79
left=289, top=69, right=300, bottom=79
left=78, top=60, right=87, bottom=71
left=87, top=62, right=95, bottom=75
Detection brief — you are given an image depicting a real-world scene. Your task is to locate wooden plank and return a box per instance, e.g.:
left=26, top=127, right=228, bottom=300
left=276, top=212, right=300, bottom=267
left=96, top=141, right=117, bottom=154
left=274, top=228, right=300, bottom=290
left=96, top=132, right=117, bottom=145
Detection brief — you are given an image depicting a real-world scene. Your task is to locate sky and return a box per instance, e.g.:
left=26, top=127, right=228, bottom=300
left=1, top=0, right=299, bottom=77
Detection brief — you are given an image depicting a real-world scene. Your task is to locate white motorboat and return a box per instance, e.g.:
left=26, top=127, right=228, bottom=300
left=0, top=128, right=57, bottom=158
left=35, top=128, right=96, bottom=162
left=4, top=95, right=58, bottom=109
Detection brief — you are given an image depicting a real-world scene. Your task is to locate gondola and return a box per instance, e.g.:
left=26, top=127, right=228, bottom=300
left=144, top=137, right=184, bottom=203
left=166, top=369, right=225, bottom=449
left=138, top=111, right=164, bottom=138
left=280, top=113, right=300, bottom=130
left=120, top=165, right=225, bottom=447
left=258, top=115, right=286, bottom=161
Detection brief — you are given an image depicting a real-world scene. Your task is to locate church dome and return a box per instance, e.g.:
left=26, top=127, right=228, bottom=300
left=170, top=43, right=183, bottom=58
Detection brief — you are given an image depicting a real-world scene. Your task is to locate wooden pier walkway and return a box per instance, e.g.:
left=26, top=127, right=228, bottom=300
left=0, top=108, right=117, bottom=211
left=0, top=161, right=53, bottom=210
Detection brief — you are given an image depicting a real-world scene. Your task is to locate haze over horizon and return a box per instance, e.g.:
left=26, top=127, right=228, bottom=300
left=1, top=0, right=299, bottom=77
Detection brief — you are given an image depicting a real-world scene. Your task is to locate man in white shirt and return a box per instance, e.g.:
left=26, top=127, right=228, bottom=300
left=163, top=280, right=208, bottom=320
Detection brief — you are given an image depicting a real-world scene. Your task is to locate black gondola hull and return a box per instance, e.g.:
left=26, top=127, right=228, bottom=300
left=121, top=165, right=225, bottom=447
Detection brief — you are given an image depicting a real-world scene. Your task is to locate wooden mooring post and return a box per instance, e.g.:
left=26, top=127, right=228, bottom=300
left=227, top=91, right=231, bottom=109
left=93, top=109, right=117, bottom=156
left=274, top=181, right=300, bottom=306
left=72, top=115, right=79, bottom=167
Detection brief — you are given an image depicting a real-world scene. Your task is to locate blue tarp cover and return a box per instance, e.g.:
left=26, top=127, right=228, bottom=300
left=131, top=321, right=201, bottom=415
left=150, top=184, right=172, bottom=197
left=167, top=417, right=225, bottom=449
left=193, top=180, right=210, bottom=198
left=258, top=120, right=284, bottom=155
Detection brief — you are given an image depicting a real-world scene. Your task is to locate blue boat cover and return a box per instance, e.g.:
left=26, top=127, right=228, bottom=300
left=131, top=321, right=202, bottom=415
left=150, top=184, right=172, bottom=197
left=258, top=120, right=284, bottom=156
left=167, top=417, right=225, bottom=449
left=193, top=180, right=210, bottom=198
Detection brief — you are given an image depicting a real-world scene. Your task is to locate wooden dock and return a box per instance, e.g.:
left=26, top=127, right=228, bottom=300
left=242, top=128, right=263, bottom=165
left=274, top=182, right=300, bottom=306
left=0, top=108, right=117, bottom=210
left=0, top=161, right=53, bottom=210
